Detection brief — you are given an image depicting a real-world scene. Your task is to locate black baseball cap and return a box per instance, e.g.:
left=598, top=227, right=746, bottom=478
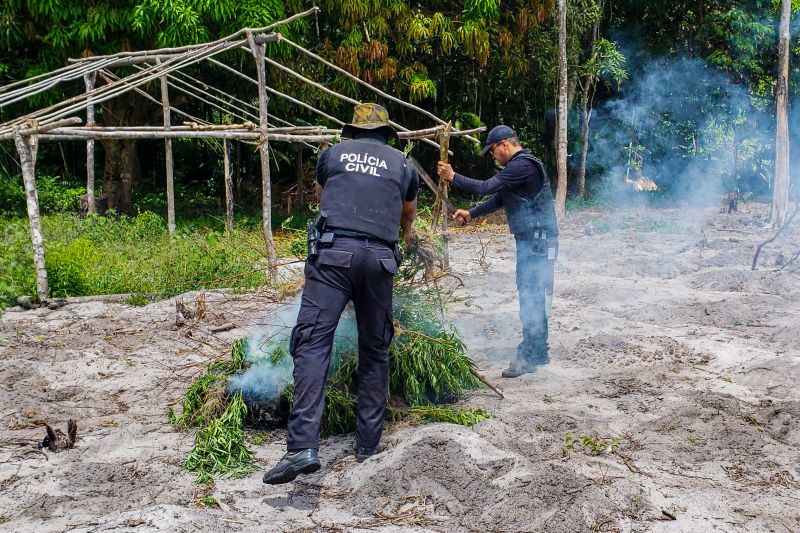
left=480, top=125, right=516, bottom=156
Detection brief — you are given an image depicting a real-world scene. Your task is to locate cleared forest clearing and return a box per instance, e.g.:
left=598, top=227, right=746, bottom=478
left=1, top=202, right=798, bottom=533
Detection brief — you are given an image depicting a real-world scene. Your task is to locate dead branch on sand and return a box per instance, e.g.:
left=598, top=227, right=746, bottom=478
left=751, top=205, right=799, bottom=270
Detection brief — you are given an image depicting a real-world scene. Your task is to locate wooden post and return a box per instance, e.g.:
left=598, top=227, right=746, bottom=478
left=431, top=123, right=451, bottom=230
left=13, top=127, right=48, bottom=301
left=248, top=31, right=277, bottom=275
left=83, top=72, right=97, bottom=214
left=296, top=144, right=304, bottom=211
left=157, top=58, right=176, bottom=236
left=437, top=125, right=451, bottom=268
left=223, top=139, right=234, bottom=234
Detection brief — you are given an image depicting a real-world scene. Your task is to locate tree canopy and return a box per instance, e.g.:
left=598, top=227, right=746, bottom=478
left=0, top=0, right=797, bottom=214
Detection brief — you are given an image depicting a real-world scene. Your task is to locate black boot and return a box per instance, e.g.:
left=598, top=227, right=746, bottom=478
left=263, top=449, right=320, bottom=485
left=501, top=357, right=539, bottom=378
left=355, top=445, right=377, bottom=463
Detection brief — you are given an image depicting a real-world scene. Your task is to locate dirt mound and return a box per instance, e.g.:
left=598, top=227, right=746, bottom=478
left=342, top=424, right=636, bottom=532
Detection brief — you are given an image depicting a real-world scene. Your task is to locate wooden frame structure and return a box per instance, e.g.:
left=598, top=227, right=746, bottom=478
left=0, top=7, right=483, bottom=302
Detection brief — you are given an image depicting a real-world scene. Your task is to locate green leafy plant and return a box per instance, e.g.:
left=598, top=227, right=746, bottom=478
left=169, top=339, right=249, bottom=427
left=182, top=391, right=255, bottom=483
left=563, top=432, right=620, bottom=457
left=0, top=212, right=283, bottom=308
left=410, top=405, right=491, bottom=426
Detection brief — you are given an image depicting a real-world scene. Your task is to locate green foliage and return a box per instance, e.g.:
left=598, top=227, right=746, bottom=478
left=563, top=432, right=620, bottom=457
left=463, top=0, right=501, bottom=21
left=391, top=326, right=479, bottom=406
left=45, top=238, right=98, bottom=298
left=170, top=338, right=249, bottom=427
left=0, top=212, right=278, bottom=309
left=0, top=176, right=25, bottom=217
left=410, top=405, right=491, bottom=426
left=196, top=496, right=219, bottom=507
left=0, top=174, right=84, bottom=217
left=277, top=215, right=309, bottom=260
left=182, top=391, right=255, bottom=483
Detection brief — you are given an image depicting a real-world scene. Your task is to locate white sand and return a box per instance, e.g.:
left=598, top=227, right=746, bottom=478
left=1, top=202, right=798, bottom=532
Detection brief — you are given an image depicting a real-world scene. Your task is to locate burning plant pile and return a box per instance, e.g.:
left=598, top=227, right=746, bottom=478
left=169, top=230, right=490, bottom=483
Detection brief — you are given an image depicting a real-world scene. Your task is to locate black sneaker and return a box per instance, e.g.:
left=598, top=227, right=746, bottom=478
left=355, top=446, right=377, bottom=463
left=263, top=448, right=320, bottom=485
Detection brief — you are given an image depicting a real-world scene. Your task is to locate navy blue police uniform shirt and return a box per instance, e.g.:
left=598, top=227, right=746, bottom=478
left=451, top=149, right=544, bottom=219
left=316, top=131, right=419, bottom=203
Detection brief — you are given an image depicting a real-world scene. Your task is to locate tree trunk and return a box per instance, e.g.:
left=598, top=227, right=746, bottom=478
left=578, top=12, right=601, bottom=199
left=772, top=0, right=791, bottom=227
left=578, top=89, right=591, bottom=199
left=296, top=144, right=304, bottom=211
left=224, top=139, right=234, bottom=234
left=100, top=98, right=145, bottom=214
left=102, top=138, right=139, bottom=215
left=235, top=141, right=242, bottom=202
left=158, top=59, right=176, bottom=236
left=555, top=0, right=569, bottom=221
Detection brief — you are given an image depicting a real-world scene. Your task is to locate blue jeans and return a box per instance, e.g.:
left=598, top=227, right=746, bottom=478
left=515, top=238, right=549, bottom=362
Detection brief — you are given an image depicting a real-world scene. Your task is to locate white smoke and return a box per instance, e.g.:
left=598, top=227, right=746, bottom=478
left=587, top=54, right=778, bottom=212
left=227, top=294, right=359, bottom=402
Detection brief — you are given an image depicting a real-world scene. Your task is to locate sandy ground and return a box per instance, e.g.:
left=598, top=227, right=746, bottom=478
left=1, top=202, right=799, bottom=533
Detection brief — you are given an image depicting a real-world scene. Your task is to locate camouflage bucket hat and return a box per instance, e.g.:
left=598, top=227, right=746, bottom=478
left=341, top=103, right=398, bottom=140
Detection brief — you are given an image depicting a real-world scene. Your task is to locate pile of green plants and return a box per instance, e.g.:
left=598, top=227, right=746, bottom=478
left=170, top=275, right=491, bottom=483
left=169, top=339, right=259, bottom=482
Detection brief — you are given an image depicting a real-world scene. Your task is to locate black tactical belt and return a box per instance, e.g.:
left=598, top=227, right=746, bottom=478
left=330, top=229, right=395, bottom=249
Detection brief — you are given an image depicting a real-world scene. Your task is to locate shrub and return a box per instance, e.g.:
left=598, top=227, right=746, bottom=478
left=45, top=238, right=99, bottom=297
left=0, top=175, right=25, bottom=216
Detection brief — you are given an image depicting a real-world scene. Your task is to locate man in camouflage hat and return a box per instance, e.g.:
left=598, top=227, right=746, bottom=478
left=264, top=103, right=419, bottom=484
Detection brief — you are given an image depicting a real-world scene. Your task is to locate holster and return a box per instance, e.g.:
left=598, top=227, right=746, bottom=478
left=531, top=225, right=548, bottom=256
left=306, top=211, right=328, bottom=260
left=394, top=243, right=404, bottom=266
left=544, top=238, right=558, bottom=318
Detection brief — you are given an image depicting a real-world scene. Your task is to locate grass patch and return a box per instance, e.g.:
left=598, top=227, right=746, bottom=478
left=635, top=217, right=688, bottom=233
left=0, top=211, right=302, bottom=309
left=562, top=432, right=621, bottom=457
left=566, top=196, right=606, bottom=210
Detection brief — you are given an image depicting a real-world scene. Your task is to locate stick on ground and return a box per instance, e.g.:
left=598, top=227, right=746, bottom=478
left=470, top=367, right=505, bottom=399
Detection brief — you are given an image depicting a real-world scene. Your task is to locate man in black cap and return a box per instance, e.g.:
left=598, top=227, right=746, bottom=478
left=263, top=103, right=418, bottom=485
left=437, top=125, right=558, bottom=378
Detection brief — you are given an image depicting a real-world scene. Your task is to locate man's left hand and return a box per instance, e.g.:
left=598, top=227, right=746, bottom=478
left=403, top=228, right=415, bottom=247
left=437, top=161, right=454, bottom=182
